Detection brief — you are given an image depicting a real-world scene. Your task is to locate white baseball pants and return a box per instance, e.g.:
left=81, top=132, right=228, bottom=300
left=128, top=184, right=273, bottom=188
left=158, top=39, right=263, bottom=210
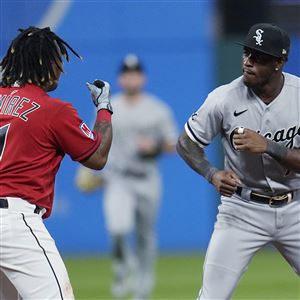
left=0, top=197, right=74, bottom=300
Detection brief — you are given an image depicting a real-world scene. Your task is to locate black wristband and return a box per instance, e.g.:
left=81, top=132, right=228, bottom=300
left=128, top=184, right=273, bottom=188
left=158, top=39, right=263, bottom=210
left=266, top=140, right=288, bottom=160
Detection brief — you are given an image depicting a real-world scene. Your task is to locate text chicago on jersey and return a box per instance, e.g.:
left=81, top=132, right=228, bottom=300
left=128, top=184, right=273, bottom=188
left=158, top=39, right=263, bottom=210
left=230, top=126, right=300, bottom=149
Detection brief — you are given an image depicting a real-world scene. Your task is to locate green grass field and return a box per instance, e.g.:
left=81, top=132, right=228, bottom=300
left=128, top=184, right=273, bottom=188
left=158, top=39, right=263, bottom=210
left=65, top=250, right=299, bottom=300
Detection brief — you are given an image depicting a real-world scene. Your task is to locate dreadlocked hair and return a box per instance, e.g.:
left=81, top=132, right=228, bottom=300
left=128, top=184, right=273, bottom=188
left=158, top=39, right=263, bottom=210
left=0, top=26, right=81, bottom=87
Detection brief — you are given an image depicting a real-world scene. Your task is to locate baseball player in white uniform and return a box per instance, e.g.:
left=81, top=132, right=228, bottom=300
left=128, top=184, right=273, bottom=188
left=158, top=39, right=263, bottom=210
left=77, top=54, right=177, bottom=300
left=177, top=23, right=300, bottom=299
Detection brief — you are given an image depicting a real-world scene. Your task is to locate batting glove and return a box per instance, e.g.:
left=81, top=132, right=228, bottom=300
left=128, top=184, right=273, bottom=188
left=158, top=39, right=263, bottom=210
left=86, top=79, right=113, bottom=113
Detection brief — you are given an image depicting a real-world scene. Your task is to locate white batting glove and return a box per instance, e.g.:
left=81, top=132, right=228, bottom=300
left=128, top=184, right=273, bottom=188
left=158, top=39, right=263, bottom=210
left=86, top=80, right=113, bottom=113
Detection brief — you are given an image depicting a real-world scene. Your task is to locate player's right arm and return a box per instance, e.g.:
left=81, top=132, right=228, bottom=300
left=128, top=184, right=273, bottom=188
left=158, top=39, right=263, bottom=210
left=177, top=131, right=241, bottom=197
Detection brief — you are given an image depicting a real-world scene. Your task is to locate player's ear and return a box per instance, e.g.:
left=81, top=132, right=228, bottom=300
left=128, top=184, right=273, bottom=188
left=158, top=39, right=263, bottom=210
left=118, top=73, right=125, bottom=88
left=140, top=72, right=146, bottom=86
left=274, top=59, right=285, bottom=71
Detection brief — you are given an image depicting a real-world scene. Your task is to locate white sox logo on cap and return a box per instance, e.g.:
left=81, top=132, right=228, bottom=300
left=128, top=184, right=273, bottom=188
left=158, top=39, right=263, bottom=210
left=253, top=29, right=264, bottom=46
left=237, top=23, right=290, bottom=59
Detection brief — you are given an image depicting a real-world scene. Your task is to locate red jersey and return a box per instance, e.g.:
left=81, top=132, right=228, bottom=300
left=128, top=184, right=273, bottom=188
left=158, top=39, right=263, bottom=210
left=0, top=84, right=101, bottom=217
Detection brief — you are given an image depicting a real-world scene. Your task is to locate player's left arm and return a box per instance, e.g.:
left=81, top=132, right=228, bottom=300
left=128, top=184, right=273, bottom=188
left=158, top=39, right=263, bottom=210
left=137, top=138, right=175, bottom=159
left=233, top=128, right=300, bottom=172
left=81, top=80, right=113, bottom=170
left=138, top=105, right=177, bottom=158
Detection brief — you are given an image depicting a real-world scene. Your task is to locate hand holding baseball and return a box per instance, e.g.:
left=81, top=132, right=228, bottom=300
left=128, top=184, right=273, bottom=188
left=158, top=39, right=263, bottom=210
left=86, top=79, right=113, bottom=113
left=237, top=127, right=245, bottom=134
left=233, top=128, right=267, bottom=153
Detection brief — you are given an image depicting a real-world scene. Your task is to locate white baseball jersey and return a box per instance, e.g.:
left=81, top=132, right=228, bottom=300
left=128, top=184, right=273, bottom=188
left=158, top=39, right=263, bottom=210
left=106, top=92, right=177, bottom=178
left=185, top=72, right=300, bottom=194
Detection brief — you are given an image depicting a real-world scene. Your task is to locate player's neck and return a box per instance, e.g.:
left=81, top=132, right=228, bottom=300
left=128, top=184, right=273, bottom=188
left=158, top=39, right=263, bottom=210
left=253, top=73, right=284, bottom=104
left=124, top=91, right=143, bottom=104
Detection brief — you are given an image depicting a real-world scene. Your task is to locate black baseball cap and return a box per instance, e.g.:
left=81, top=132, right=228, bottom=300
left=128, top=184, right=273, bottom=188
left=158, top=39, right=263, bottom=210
left=237, top=23, right=290, bottom=59
left=119, top=54, right=144, bottom=73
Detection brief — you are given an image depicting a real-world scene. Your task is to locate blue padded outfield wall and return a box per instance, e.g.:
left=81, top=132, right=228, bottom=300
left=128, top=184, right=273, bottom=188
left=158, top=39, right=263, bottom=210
left=0, top=0, right=217, bottom=254
left=1, top=1, right=299, bottom=255
left=49, top=1, right=218, bottom=254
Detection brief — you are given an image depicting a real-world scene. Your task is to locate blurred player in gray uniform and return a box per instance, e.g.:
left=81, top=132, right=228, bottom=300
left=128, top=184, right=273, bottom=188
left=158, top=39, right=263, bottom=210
left=77, top=54, right=177, bottom=300
left=177, top=23, right=300, bottom=300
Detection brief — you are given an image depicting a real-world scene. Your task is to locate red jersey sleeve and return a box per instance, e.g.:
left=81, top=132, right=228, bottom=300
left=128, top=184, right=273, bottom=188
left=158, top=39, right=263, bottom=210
left=49, top=103, right=101, bottom=161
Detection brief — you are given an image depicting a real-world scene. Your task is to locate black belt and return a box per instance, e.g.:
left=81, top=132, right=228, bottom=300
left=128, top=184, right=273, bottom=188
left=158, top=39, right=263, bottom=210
left=0, top=198, right=8, bottom=208
left=122, top=169, right=148, bottom=178
left=236, top=187, right=293, bottom=207
left=0, top=198, right=43, bottom=214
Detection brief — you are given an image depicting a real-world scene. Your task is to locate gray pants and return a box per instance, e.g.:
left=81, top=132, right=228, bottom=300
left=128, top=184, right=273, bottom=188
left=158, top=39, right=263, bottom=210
left=197, top=195, right=300, bottom=300
left=104, top=174, right=161, bottom=299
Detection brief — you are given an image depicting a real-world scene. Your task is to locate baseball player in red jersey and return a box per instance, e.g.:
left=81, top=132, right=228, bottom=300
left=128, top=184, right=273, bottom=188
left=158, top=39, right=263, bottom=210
left=0, top=27, right=113, bottom=299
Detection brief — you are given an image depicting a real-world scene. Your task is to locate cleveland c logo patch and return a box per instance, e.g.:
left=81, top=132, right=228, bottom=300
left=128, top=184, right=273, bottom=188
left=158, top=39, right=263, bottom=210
left=80, top=122, right=95, bottom=140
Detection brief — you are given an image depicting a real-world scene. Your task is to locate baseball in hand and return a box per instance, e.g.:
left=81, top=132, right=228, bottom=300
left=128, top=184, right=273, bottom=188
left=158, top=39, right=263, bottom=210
left=237, top=127, right=245, bottom=134
left=93, top=80, right=105, bottom=88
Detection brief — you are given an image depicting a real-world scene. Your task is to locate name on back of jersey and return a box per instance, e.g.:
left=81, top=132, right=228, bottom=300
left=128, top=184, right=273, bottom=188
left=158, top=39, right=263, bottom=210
left=0, top=93, right=40, bottom=122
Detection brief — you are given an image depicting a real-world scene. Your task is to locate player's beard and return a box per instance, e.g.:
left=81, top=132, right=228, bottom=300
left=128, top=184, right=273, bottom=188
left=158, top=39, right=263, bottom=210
left=243, top=71, right=272, bottom=91
left=243, top=76, right=258, bottom=89
left=243, top=72, right=282, bottom=101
